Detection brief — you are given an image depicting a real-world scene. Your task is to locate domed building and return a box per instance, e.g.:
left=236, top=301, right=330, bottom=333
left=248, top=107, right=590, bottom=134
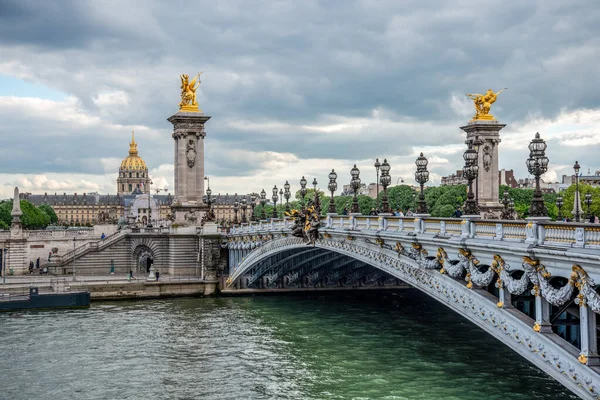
left=117, top=132, right=150, bottom=195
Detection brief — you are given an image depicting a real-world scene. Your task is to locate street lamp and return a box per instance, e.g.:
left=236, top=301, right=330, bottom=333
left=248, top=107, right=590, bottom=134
left=147, top=179, right=153, bottom=227
left=526, top=132, right=549, bottom=217
left=241, top=196, right=248, bottom=223
left=284, top=181, right=291, bottom=213
left=260, top=189, right=267, bottom=220
left=585, top=192, right=592, bottom=220
left=396, top=177, right=405, bottom=185
left=350, top=164, right=361, bottom=214
left=414, top=152, right=429, bottom=214
left=374, top=158, right=381, bottom=207
left=501, top=191, right=514, bottom=220
left=300, top=176, right=307, bottom=207
left=574, top=161, right=581, bottom=222
left=328, top=169, right=338, bottom=214
left=312, top=178, right=321, bottom=215
left=250, top=193, right=257, bottom=222
left=271, top=186, right=279, bottom=219
left=556, top=194, right=564, bottom=221
left=380, top=159, right=392, bottom=214
left=233, top=194, right=239, bottom=225
left=279, top=188, right=284, bottom=217
left=204, top=186, right=214, bottom=222
left=462, top=143, right=480, bottom=215
left=509, top=199, right=515, bottom=219
left=72, top=236, right=76, bottom=281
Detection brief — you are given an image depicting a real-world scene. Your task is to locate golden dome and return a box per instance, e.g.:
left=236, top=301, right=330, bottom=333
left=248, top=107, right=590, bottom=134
left=120, top=131, right=148, bottom=171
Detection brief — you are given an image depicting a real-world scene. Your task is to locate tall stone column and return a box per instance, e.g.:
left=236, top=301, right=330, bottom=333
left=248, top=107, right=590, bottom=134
left=460, top=120, right=505, bottom=217
left=167, top=111, right=211, bottom=225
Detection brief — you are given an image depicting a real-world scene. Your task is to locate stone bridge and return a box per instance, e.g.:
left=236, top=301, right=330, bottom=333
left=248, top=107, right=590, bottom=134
left=225, top=214, right=600, bottom=399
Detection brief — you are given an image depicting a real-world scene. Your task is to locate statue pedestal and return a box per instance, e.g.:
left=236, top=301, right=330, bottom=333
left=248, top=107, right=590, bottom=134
left=460, top=120, right=506, bottom=218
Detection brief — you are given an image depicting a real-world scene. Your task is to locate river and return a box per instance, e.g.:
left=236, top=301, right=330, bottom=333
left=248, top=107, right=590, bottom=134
left=0, top=290, right=577, bottom=399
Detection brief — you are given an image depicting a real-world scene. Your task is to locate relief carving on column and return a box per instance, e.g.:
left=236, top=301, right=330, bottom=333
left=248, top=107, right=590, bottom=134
left=186, top=139, right=197, bottom=168
left=482, top=144, right=492, bottom=172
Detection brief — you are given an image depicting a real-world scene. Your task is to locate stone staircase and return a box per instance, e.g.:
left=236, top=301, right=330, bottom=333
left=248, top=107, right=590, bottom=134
left=59, top=230, right=132, bottom=275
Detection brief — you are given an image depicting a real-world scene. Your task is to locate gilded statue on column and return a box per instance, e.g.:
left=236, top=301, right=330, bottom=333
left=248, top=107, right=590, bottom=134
left=466, top=88, right=506, bottom=120
left=179, top=72, right=203, bottom=112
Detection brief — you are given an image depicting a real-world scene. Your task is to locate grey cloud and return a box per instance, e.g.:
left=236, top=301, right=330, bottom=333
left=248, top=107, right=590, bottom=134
left=0, top=0, right=599, bottom=186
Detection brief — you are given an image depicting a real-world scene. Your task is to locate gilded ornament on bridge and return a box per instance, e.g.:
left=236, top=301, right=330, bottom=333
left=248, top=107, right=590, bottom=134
left=179, top=72, right=203, bottom=112
left=466, top=88, right=506, bottom=121
left=287, top=207, right=320, bottom=246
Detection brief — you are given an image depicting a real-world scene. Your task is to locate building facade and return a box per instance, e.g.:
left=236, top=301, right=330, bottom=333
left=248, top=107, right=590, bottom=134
left=24, top=135, right=172, bottom=225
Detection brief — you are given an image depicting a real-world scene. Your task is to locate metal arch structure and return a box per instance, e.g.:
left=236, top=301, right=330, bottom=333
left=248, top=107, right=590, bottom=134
left=226, top=216, right=600, bottom=399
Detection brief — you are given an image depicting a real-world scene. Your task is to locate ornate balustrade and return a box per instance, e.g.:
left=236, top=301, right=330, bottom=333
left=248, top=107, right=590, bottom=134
left=230, top=216, right=600, bottom=250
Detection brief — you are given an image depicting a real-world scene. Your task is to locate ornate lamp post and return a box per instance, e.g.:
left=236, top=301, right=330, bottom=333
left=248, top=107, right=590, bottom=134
left=271, top=185, right=279, bottom=219
left=260, top=189, right=267, bottom=220
left=556, top=195, right=564, bottom=221
left=204, top=186, right=214, bottom=221
left=233, top=194, right=239, bottom=225
left=300, top=176, right=307, bottom=207
left=526, top=132, right=549, bottom=217
left=328, top=169, right=338, bottom=213
left=312, top=178, right=321, bottom=214
left=241, top=196, right=248, bottom=223
left=284, top=181, right=291, bottom=213
left=414, top=152, right=429, bottom=214
left=249, top=193, right=257, bottom=222
left=462, top=143, right=480, bottom=215
left=501, top=191, right=513, bottom=220
left=374, top=158, right=381, bottom=207
left=509, top=199, right=515, bottom=219
left=380, top=159, right=391, bottom=214
left=279, top=188, right=284, bottom=216
left=585, top=192, right=592, bottom=220
left=350, top=164, right=361, bottom=214
left=574, top=161, right=581, bottom=222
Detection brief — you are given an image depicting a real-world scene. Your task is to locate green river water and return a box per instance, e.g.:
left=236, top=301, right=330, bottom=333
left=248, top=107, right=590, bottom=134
left=0, top=290, right=577, bottom=399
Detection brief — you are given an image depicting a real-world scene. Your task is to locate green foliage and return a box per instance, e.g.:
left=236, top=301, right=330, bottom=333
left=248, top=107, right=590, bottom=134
left=0, top=200, right=54, bottom=230
left=500, top=185, right=568, bottom=220
left=39, top=204, right=58, bottom=224
left=382, top=185, right=417, bottom=212
left=423, top=185, right=467, bottom=217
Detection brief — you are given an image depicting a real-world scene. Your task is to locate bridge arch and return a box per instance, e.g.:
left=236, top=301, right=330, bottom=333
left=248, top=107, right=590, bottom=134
left=131, top=237, right=164, bottom=274
left=228, top=236, right=600, bottom=399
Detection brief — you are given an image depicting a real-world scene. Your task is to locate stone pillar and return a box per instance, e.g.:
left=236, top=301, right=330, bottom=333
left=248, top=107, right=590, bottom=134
left=578, top=297, right=600, bottom=365
left=460, top=120, right=505, bottom=218
left=167, top=111, right=211, bottom=225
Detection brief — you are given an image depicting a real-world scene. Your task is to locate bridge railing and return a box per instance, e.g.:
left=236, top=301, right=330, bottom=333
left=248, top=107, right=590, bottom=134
left=230, top=215, right=600, bottom=249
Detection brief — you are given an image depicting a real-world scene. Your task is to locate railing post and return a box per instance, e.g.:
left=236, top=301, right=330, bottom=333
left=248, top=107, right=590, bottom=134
left=494, top=223, right=503, bottom=241
left=575, top=227, right=585, bottom=248
left=439, top=220, right=446, bottom=236
left=398, top=218, right=404, bottom=232
left=577, top=295, right=600, bottom=365
left=525, top=220, right=538, bottom=244
left=377, top=216, right=387, bottom=231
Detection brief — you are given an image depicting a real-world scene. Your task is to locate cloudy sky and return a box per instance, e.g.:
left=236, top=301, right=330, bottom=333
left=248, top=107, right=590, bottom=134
left=0, top=0, right=598, bottom=199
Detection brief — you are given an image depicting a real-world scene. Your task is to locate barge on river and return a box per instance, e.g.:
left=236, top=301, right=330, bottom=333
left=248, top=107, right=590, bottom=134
left=0, top=287, right=90, bottom=311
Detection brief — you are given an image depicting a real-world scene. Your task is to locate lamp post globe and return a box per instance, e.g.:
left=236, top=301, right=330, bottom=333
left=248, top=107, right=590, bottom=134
left=328, top=169, right=338, bottom=214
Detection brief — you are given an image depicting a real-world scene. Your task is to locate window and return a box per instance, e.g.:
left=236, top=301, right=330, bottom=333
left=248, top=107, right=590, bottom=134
left=121, top=184, right=125, bottom=191
left=129, top=172, right=132, bottom=178
left=136, top=172, right=139, bottom=178
left=128, top=184, right=132, bottom=192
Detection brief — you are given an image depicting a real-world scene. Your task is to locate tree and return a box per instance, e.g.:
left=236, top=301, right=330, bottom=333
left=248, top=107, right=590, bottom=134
left=383, top=185, right=416, bottom=212
left=39, top=204, right=58, bottom=224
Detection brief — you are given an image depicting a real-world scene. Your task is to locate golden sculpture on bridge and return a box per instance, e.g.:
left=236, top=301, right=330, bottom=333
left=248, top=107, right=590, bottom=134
left=466, top=88, right=507, bottom=120
left=179, top=72, right=203, bottom=112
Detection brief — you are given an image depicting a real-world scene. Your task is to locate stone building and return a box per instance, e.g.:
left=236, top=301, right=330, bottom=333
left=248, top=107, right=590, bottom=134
left=213, top=193, right=260, bottom=223
left=23, top=135, right=173, bottom=225
left=117, top=132, right=151, bottom=195
left=440, top=171, right=468, bottom=186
